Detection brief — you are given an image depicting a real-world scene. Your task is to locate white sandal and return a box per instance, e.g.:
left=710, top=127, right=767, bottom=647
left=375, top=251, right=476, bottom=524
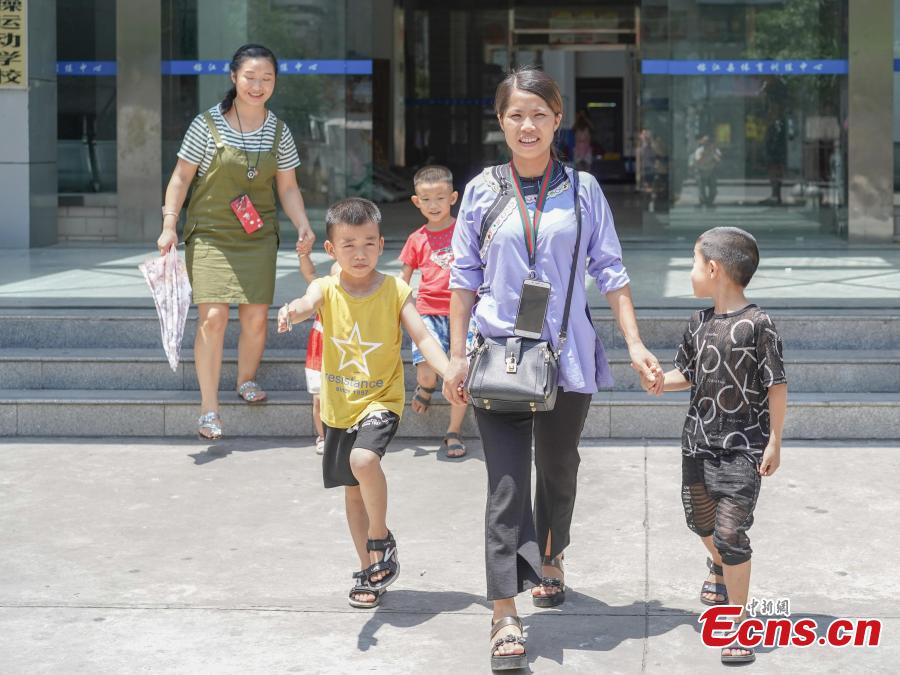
left=237, top=380, right=267, bottom=404
left=198, top=411, right=223, bottom=440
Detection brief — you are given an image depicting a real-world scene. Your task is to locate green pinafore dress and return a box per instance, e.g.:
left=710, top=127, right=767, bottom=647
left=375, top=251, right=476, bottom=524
left=184, top=111, right=285, bottom=305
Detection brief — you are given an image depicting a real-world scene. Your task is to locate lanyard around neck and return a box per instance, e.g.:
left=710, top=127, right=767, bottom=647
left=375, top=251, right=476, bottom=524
left=509, top=159, right=553, bottom=269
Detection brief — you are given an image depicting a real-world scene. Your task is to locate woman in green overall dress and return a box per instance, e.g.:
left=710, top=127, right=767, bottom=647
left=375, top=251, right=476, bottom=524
left=157, top=44, right=315, bottom=439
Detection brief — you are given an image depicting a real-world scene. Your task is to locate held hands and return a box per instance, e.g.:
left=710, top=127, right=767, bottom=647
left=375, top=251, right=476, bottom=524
left=295, top=224, right=315, bottom=256
left=628, top=343, right=664, bottom=396
left=442, top=355, right=469, bottom=405
left=636, top=368, right=664, bottom=396
left=277, top=302, right=294, bottom=334
left=759, top=443, right=781, bottom=477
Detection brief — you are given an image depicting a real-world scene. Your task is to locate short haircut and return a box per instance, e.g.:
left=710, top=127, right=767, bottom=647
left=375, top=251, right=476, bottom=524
left=697, top=227, right=760, bottom=287
left=413, top=165, right=453, bottom=188
left=325, top=197, right=382, bottom=240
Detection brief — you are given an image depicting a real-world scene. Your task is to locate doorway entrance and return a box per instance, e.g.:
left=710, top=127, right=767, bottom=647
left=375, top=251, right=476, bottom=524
left=391, top=2, right=640, bottom=238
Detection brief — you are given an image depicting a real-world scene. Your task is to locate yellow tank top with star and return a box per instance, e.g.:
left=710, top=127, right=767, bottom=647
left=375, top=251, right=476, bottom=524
left=315, top=274, right=412, bottom=429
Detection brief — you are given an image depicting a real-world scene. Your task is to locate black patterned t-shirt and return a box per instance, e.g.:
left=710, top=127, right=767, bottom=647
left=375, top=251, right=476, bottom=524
left=674, top=304, right=786, bottom=461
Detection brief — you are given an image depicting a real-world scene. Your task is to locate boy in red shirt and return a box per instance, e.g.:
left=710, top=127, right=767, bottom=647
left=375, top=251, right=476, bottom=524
left=399, top=165, right=467, bottom=458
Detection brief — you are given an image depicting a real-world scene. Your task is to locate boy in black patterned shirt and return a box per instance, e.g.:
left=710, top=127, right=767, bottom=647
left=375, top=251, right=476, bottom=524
left=640, top=226, right=787, bottom=666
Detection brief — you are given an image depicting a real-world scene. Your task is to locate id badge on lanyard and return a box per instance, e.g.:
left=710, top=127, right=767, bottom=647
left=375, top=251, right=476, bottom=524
left=510, top=160, right=554, bottom=339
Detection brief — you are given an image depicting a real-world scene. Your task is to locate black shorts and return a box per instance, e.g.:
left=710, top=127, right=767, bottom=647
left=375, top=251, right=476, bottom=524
left=322, top=410, right=400, bottom=488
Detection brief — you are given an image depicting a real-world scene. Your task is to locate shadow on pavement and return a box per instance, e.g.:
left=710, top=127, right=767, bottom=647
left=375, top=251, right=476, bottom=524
left=525, top=595, right=699, bottom=666
left=188, top=437, right=310, bottom=465
left=393, top=440, right=485, bottom=465
left=356, top=585, right=845, bottom=668
left=356, top=589, right=490, bottom=651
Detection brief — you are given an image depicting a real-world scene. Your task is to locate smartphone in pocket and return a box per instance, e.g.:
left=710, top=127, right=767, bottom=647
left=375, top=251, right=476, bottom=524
left=514, top=278, right=551, bottom=339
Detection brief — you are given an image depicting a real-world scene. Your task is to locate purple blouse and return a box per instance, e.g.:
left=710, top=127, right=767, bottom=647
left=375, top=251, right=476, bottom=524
left=450, top=165, right=630, bottom=394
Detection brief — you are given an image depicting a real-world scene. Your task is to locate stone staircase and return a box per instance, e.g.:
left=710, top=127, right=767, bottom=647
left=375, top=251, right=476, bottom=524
left=1, top=308, right=898, bottom=438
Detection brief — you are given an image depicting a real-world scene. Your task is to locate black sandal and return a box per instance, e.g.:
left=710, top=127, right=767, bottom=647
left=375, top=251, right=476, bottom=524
left=721, top=644, right=755, bottom=664
left=364, top=531, right=400, bottom=591
left=348, top=570, right=384, bottom=609
left=532, top=554, right=566, bottom=608
left=490, top=615, right=527, bottom=671
left=701, top=557, right=729, bottom=606
left=441, top=431, right=467, bottom=458
left=411, top=385, right=435, bottom=413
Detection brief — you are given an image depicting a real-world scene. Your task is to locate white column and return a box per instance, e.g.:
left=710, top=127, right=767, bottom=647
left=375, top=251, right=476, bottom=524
left=848, top=0, right=894, bottom=241
left=116, top=0, right=162, bottom=242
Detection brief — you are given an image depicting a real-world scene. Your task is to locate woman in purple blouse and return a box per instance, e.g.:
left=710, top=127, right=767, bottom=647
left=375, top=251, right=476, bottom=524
left=443, top=67, right=663, bottom=670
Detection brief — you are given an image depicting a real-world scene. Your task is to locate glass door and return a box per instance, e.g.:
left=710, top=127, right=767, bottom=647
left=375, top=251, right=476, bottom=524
left=508, top=3, right=641, bottom=230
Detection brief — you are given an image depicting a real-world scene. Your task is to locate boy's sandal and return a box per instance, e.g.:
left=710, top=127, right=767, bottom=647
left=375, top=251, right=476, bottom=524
left=441, top=432, right=467, bottom=458
left=490, top=615, right=527, bottom=671
left=364, top=530, right=400, bottom=591
left=721, top=645, right=755, bottom=664
left=411, top=385, right=435, bottom=413
left=198, top=411, right=223, bottom=440
left=701, top=557, right=729, bottom=606
left=237, top=380, right=267, bottom=404
left=532, top=554, right=566, bottom=608
left=348, top=570, right=384, bottom=609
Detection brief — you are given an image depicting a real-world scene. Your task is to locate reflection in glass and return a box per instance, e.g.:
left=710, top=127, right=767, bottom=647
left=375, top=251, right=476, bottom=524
left=640, top=0, right=849, bottom=241
left=161, top=0, right=372, bottom=234
left=57, top=0, right=117, bottom=193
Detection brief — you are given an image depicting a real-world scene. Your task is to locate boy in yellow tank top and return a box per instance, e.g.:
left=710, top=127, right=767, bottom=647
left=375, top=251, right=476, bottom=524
left=278, top=198, right=451, bottom=609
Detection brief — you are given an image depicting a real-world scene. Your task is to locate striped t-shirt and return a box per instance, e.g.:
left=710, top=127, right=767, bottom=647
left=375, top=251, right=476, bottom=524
left=177, top=105, right=301, bottom=177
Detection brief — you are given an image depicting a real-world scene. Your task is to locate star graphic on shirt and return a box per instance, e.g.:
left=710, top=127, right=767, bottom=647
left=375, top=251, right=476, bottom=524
left=330, top=322, right=382, bottom=376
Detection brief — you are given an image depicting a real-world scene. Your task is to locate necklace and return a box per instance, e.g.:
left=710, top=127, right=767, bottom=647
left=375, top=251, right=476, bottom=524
left=233, top=104, right=263, bottom=181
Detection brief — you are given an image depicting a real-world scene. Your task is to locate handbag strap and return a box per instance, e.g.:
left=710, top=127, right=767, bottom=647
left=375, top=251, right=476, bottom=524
left=556, top=166, right=582, bottom=354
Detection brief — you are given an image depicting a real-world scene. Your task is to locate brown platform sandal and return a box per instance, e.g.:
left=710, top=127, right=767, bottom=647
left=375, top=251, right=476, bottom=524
left=490, top=615, right=527, bottom=671
left=532, top=554, right=566, bottom=608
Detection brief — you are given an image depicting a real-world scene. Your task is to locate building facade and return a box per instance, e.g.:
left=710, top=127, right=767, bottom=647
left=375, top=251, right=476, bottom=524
left=1, top=0, right=898, bottom=247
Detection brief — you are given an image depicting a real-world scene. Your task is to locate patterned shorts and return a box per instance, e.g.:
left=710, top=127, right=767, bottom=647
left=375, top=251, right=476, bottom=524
left=681, top=453, right=761, bottom=565
left=322, top=411, right=400, bottom=488
left=411, top=314, right=451, bottom=365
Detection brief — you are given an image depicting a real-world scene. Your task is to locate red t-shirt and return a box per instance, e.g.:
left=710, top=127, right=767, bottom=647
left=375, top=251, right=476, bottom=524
left=399, top=221, right=455, bottom=316
left=306, top=314, right=324, bottom=371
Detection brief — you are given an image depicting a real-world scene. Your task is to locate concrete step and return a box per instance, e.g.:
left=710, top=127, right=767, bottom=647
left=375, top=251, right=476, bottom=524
left=2, top=308, right=898, bottom=351
left=0, top=390, right=897, bottom=439
left=3, top=348, right=899, bottom=393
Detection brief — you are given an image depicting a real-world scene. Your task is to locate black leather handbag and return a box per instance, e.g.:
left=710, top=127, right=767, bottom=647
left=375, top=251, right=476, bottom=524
left=466, top=167, right=582, bottom=412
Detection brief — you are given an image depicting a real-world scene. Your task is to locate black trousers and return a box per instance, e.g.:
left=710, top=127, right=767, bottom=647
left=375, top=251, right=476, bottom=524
left=473, top=389, right=592, bottom=600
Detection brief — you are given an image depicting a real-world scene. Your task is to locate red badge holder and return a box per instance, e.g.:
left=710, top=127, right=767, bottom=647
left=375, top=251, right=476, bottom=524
left=230, top=193, right=264, bottom=234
